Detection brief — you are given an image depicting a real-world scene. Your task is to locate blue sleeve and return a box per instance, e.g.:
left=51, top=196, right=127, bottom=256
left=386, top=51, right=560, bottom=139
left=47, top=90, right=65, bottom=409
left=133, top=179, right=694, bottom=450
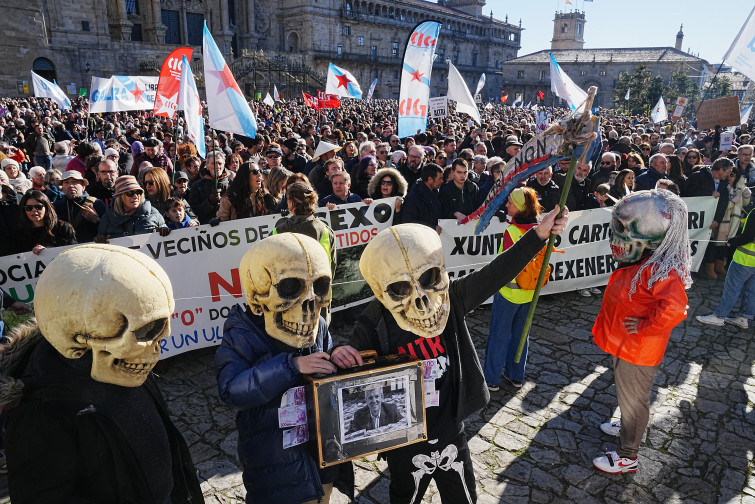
left=215, top=328, right=301, bottom=410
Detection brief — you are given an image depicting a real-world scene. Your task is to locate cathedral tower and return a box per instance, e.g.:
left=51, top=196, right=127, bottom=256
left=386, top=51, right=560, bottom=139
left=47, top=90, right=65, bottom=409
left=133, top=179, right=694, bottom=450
left=551, top=11, right=585, bottom=51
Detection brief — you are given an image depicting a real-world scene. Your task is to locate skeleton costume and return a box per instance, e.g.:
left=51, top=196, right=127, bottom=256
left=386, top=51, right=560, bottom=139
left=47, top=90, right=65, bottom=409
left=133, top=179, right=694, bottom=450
left=592, top=190, right=691, bottom=471
left=350, top=223, right=547, bottom=504
left=215, top=233, right=346, bottom=504
left=0, top=244, right=203, bottom=504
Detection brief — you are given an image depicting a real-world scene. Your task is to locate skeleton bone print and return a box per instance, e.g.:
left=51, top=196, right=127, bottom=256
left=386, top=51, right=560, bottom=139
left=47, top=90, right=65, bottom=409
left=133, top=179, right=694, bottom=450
left=409, top=442, right=473, bottom=504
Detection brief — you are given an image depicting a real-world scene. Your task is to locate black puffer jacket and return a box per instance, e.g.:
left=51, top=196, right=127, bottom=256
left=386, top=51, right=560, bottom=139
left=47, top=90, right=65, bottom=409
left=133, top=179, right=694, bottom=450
left=0, top=324, right=204, bottom=504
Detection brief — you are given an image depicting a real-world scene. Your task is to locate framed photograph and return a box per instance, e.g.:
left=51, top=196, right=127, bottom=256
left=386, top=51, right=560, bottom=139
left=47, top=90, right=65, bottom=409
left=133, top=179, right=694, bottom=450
left=304, top=359, right=426, bottom=467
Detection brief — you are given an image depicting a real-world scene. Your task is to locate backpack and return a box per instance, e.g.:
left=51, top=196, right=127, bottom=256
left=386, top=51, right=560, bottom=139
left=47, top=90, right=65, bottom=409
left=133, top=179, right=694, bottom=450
left=515, top=245, right=563, bottom=290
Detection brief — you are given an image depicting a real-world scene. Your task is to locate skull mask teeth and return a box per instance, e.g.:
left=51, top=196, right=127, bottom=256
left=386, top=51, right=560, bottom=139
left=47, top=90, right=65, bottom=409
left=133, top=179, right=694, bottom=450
left=610, top=192, right=672, bottom=263
left=241, top=234, right=332, bottom=348
left=34, top=244, right=175, bottom=387
left=361, top=224, right=451, bottom=339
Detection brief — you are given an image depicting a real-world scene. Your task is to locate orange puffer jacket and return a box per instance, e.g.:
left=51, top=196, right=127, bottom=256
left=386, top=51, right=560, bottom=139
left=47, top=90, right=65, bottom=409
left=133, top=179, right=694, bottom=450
left=592, top=260, right=688, bottom=367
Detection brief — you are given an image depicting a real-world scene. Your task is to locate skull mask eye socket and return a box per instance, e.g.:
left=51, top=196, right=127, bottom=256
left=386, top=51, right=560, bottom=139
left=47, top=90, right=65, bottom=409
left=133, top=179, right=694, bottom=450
left=134, top=317, right=168, bottom=343
left=387, top=281, right=412, bottom=300
left=313, top=276, right=331, bottom=297
left=276, top=278, right=305, bottom=299
left=612, top=217, right=625, bottom=234
left=418, top=267, right=442, bottom=289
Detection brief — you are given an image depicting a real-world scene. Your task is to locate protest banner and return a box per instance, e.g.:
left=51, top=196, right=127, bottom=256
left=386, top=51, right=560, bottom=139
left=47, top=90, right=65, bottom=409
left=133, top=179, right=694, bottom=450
left=719, top=131, right=734, bottom=152
left=0, top=197, right=716, bottom=358
left=0, top=200, right=397, bottom=358
left=428, top=96, right=448, bottom=119
left=694, top=96, right=741, bottom=129
left=671, top=96, right=688, bottom=121
left=89, top=76, right=159, bottom=112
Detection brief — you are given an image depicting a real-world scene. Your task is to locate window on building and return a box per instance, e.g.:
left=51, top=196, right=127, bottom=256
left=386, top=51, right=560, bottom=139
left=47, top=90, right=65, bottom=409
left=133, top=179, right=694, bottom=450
left=371, top=45, right=377, bottom=59
left=392, top=42, right=399, bottom=57
left=393, top=70, right=399, bottom=79
left=599, top=70, right=606, bottom=77
left=186, top=13, right=203, bottom=46
left=561, top=23, right=568, bottom=33
left=517, top=70, right=524, bottom=79
left=228, top=0, right=236, bottom=26
left=472, top=53, right=477, bottom=66
left=82, top=20, right=90, bottom=32
left=580, top=70, right=587, bottom=76
left=346, top=2, right=351, bottom=11
left=125, top=0, right=139, bottom=15
left=131, top=23, right=143, bottom=41
left=343, top=26, right=350, bottom=36
left=373, top=69, right=378, bottom=79
left=337, top=45, right=342, bottom=57
left=539, top=70, right=545, bottom=81
left=400, top=12, right=405, bottom=21
left=358, top=35, right=364, bottom=46
left=162, top=10, right=181, bottom=44
left=577, top=24, right=582, bottom=35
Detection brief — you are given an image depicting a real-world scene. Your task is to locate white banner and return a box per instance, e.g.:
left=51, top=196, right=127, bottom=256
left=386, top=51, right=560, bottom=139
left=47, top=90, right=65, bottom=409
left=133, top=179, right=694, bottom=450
left=441, top=196, right=716, bottom=298
left=0, top=197, right=717, bottom=358
left=89, top=76, right=159, bottom=112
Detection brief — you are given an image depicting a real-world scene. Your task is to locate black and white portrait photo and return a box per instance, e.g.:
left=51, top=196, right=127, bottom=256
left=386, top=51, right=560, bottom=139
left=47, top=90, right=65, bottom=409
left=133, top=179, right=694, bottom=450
left=339, top=376, right=411, bottom=444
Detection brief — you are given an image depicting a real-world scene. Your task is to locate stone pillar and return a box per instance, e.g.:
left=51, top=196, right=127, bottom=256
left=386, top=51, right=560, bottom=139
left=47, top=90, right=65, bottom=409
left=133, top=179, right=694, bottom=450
left=108, top=0, right=133, bottom=41
left=213, top=0, right=235, bottom=57
left=145, top=0, right=167, bottom=43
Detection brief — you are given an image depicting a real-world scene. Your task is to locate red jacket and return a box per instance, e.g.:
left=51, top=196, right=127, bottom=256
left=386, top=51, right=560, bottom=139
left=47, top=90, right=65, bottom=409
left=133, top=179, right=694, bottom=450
left=592, top=260, right=688, bottom=367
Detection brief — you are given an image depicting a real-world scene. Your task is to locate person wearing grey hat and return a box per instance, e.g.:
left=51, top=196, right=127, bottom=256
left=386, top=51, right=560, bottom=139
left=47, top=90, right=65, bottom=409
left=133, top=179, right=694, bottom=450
left=503, top=135, right=523, bottom=162
left=52, top=170, right=107, bottom=243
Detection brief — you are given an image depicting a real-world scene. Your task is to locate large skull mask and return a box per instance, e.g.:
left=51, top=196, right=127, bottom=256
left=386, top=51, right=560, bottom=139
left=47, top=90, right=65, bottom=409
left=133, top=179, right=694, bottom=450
left=360, top=224, right=450, bottom=338
left=241, top=233, right=331, bottom=348
left=35, top=244, right=174, bottom=387
left=610, top=190, right=673, bottom=263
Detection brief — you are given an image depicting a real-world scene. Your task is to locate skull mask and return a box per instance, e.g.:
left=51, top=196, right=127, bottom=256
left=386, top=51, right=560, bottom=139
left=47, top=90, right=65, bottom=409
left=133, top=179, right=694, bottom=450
left=360, top=224, right=450, bottom=338
left=241, top=233, right=332, bottom=348
left=35, top=244, right=174, bottom=387
left=610, top=190, right=673, bottom=263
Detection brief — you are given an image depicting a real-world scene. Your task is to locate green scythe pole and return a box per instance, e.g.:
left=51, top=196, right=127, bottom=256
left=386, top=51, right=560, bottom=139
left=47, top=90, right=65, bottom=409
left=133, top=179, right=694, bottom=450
left=515, top=87, right=599, bottom=363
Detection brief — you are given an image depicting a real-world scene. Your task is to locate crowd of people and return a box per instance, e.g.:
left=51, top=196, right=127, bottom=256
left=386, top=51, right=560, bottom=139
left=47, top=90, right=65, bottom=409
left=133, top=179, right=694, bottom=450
left=1, top=93, right=754, bottom=500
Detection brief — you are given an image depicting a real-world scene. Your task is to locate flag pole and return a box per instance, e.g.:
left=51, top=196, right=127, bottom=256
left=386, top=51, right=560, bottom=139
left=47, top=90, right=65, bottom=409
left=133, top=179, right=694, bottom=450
left=515, top=87, right=598, bottom=363
left=211, top=127, right=219, bottom=191
left=171, top=111, right=181, bottom=185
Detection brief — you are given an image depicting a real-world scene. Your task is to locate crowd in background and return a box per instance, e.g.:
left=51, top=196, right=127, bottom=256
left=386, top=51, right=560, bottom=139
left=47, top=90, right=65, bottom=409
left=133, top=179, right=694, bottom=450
left=1, top=95, right=753, bottom=285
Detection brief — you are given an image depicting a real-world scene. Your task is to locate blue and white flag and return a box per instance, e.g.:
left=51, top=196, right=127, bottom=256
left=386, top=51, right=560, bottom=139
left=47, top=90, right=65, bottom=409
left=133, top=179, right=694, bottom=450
left=31, top=72, right=71, bottom=110
left=741, top=104, right=753, bottom=124
left=723, top=5, right=755, bottom=82
left=203, top=22, right=257, bottom=138
left=651, top=95, right=668, bottom=123
left=549, top=53, right=588, bottom=111
left=474, top=73, right=486, bottom=97
left=326, top=63, right=362, bottom=99
left=625, top=88, right=631, bottom=101
left=398, top=21, right=441, bottom=138
left=89, top=75, right=158, bottom=112
left=178, top=55, right=205, bottom=158
left=366, top=78, right=378, bottom=103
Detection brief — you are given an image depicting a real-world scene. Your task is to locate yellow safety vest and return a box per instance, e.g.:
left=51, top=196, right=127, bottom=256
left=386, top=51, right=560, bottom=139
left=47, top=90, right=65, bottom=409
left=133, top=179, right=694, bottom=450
left=272, top=226, right=332, bottom=264
left=733, top=209, right=755, bottom=267
left=498, top=224, right=535, bottom=304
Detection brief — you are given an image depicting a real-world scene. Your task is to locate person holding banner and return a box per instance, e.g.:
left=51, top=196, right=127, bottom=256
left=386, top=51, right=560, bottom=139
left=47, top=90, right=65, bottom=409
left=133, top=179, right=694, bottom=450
left=483, top=187, right=543, bottom=391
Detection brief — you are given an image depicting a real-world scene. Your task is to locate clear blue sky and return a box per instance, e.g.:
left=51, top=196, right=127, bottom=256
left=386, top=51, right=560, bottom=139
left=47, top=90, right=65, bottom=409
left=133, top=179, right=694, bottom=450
left=486, top=0, right=752, bottom=65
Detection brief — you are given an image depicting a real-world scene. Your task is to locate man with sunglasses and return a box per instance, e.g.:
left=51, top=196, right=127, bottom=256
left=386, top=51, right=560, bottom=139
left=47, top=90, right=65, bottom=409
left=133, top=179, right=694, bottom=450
left=264, top=146, right=283, bottom=170
left=88, top=159, right=119, bottom=207
left=53, top=170, right=107, bottom=243
left=590, top=152, right=618, bottom=188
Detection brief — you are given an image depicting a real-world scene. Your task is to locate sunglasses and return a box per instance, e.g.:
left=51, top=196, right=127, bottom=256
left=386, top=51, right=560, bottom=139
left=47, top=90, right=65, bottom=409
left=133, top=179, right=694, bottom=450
left=250, top=169, right=261, bottom=175
left=379, top=151, right=388, bottom=155
left=601, top=161, right=613, bottom=165
left=24, top=204, right=44, bottom=211
left=641, top=147, right=651, bottom=151
left=124, top=190, right=143, bottom=197
left=266, top=154, right=281, bottom=159
left=380, top=180, right=394, bottom=185
left=143, top=180, right=155, bottom=186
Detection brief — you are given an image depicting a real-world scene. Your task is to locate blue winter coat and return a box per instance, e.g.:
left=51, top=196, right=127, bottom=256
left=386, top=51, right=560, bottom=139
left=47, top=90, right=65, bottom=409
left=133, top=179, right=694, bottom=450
left=215, top=304, right=331, bottom=504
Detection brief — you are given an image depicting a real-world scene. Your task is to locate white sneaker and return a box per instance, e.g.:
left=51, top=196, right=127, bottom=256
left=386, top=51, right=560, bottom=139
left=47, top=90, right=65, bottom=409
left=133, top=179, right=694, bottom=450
left=592, top=451, right=638, bottom=474
left=589, top=287, right=602, bottom=295
left=696, top=314, right=725, bottom=327
left=724, top=316, right=749, bottom=330
left=578, top=289, right=592, bottom=297
left=600, top=420, right=621, bottom=437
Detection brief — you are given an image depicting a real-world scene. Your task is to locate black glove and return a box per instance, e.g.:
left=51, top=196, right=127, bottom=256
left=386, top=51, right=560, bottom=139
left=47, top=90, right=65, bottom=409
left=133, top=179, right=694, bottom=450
left=209, top=217, right=221, bottom=227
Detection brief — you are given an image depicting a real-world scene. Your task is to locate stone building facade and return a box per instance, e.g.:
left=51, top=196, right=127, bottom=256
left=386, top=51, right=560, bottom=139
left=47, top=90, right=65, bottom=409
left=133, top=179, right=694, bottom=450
left=501, top=11, right=713, bottom=109
left=1, top=0, right=522, bottom=102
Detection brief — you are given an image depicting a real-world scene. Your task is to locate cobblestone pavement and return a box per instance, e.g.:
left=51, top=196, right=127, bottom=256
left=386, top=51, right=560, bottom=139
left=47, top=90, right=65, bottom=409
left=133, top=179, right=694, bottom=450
left=1, top=274, right=753, bottom=503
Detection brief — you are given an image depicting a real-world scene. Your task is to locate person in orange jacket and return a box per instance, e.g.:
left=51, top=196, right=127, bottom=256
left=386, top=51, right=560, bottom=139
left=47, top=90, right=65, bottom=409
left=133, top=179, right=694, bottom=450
left=591, top=189, right=691, bottom=474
